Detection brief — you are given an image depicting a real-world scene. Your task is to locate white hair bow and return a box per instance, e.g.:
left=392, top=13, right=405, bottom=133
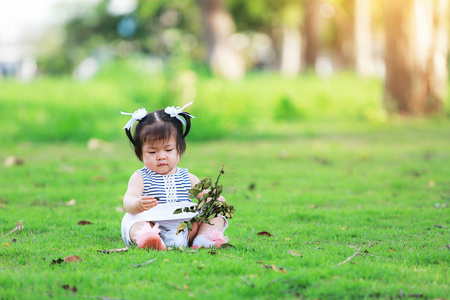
left=120, top=108, right=148, bottom=130
left=164, top=101, right=195, bottom=126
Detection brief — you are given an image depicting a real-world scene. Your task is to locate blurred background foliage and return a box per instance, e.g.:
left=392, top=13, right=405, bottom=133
left=0, top=0, right=449, bottom=143
left=0, top=68, right=384, bottom=143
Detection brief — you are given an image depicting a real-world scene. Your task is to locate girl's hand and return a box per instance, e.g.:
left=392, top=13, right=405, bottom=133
left=206, top=195, right=226, bottom=203
left=136, top=196, right=158, bottom=212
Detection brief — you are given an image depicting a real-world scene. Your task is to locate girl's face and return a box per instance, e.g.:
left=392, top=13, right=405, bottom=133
left=142, top=135, right=180, bottom=175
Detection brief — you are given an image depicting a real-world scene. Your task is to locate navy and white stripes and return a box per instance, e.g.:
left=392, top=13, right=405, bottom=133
left=138, top=166, right=192, bottom=204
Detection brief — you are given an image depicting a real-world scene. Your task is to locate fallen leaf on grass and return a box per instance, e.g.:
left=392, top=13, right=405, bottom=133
left=0, top=242, right=9, bottom=247
left=165, top=282, right=195, bottom=297
left=50, top=255, right=82, bottom=266
left=3, top=156, right=24, bottom=168
left=257, top=231, right=272, bottom=237
left=62, top=284, right=77, bottom=293
left=77, top=220, right=93, bottom=225
left=219, top=243, right=234, bottom=249
left=287, top=250, right=302, bottom=257
left=66, top=199, right=76, bottom=206
left=64, top=255, right=82, bottom=263
left=91, top=175, right=106, bottom=181
left=310, top=155, right=331, bottom=165
left=434, top=224, right=445, bottom=229
left=260, top=262, right=287, bottom=273
left=97, top=247, right=128, bottom=254
left=408, top=293, right=424, bottom=298
left=60, top=165, right=76, bottom=173
left=87, top=138, right=112, bottom=152
left=50, top=258, right=64, bottom=267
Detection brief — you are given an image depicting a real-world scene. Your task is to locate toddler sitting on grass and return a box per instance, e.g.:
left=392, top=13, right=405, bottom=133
left=120, top=102, right=229, bottom=250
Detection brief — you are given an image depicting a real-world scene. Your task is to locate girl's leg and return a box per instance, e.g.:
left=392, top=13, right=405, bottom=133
left=192, top=217, right=228, bottom=249
left=188, top=222, right=200, bottom=246
left=197, top=216, right=224, bottom=235
left=129, top=221, right=166, bottom=250
left=129, top=221, right=149, bottom=244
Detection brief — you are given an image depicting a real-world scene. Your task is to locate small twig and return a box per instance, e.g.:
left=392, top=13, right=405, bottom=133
left=241, top=276, right=255, bottom=287
left=166, top=282, right=183, bottom=291
left=131, top=257, right=157, bottom=267
left=333, top=246, right=363, bottom=267
left=4, top=220, right=24, bottom=237
left=97, top=247, right=128, bottom=254
left=266, top=278, right=282, bottom=287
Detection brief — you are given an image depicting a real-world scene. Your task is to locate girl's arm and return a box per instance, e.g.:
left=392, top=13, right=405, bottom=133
left=189, top=173, right=200, bottom=189
left=123, top=172, right=158, bottom=214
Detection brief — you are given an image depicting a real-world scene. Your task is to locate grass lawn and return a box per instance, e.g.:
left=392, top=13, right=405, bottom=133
left=0, top=120, right=449, bottom=299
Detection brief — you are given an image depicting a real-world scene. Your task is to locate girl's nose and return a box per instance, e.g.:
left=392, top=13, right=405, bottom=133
left=157, top=152, right=165, bottom=160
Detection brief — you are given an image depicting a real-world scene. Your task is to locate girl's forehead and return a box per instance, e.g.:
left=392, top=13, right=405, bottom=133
left=143, top=135, right=177, bottom=148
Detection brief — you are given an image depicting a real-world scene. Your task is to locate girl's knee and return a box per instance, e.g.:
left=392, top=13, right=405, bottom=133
left=209, top=217, right=225, bottom=228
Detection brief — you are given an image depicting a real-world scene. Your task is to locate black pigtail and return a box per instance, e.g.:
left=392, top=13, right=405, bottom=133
left=179, top=112, right=192, bottom=137
left=125, top=128, right=135, bottom=145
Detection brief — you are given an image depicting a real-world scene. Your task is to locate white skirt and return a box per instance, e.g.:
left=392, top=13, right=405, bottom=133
left=121, top=201, right=198, bottom=247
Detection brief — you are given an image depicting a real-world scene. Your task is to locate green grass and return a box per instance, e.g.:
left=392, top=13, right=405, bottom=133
left=1, top=120, right=449, bottom=299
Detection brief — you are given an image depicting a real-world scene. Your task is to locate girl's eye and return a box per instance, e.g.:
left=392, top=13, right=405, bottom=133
left=166, top=149, right=173, bottom=152
left=148, top=151, right=156, bottom=154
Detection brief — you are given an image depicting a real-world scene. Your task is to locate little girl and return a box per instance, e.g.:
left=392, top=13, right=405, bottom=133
left=120, top=102, right=229, bottom=250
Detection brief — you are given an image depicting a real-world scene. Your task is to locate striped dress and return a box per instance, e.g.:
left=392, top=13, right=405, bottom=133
left=121, top=166, right=196, bottom=247
left=137, top=166, right=192, bottom=203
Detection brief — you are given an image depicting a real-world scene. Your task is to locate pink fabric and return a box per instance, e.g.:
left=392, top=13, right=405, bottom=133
left=192, top=229, right=229, bottom=249
left=134, top=223, right=167, bottom=250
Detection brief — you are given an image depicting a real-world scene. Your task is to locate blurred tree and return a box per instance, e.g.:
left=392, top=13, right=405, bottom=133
left=304, top=0, right=321, bottom=69
left=354, top=0, right=372, bottom=76
left=325, top=0, right=354, bottom=69
left=199, top=0, right=245, bottom=79
left=384, top=0, right=448, bottom=114
left=37, top=0, right=204, bottom=75
left=228, top=0, right=305, bottom=76
left=278, top=2, right=303, bottom=76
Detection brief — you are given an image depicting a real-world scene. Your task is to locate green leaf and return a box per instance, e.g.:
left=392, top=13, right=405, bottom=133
left=176, top=222, right=187, bottom=235
left=173, top=208, right=182, bottom=214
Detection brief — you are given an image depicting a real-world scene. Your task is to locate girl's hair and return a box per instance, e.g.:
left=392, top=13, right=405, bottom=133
left=125, top=109, right=192, bottom=161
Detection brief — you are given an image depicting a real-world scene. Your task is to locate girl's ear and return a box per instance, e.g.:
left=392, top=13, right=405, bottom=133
left=179, top=112, right=192, bottom=137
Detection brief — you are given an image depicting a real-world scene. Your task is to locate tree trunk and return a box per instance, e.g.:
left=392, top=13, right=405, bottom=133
left=279, top=25, right=302, bottom=77
left=354, top=0, right=373, bottom=76
left=304, top=0, right=321, bottom=69
left=384, top=0, right=448, bottom=114
left=199, top=0, right=245, bottom=80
